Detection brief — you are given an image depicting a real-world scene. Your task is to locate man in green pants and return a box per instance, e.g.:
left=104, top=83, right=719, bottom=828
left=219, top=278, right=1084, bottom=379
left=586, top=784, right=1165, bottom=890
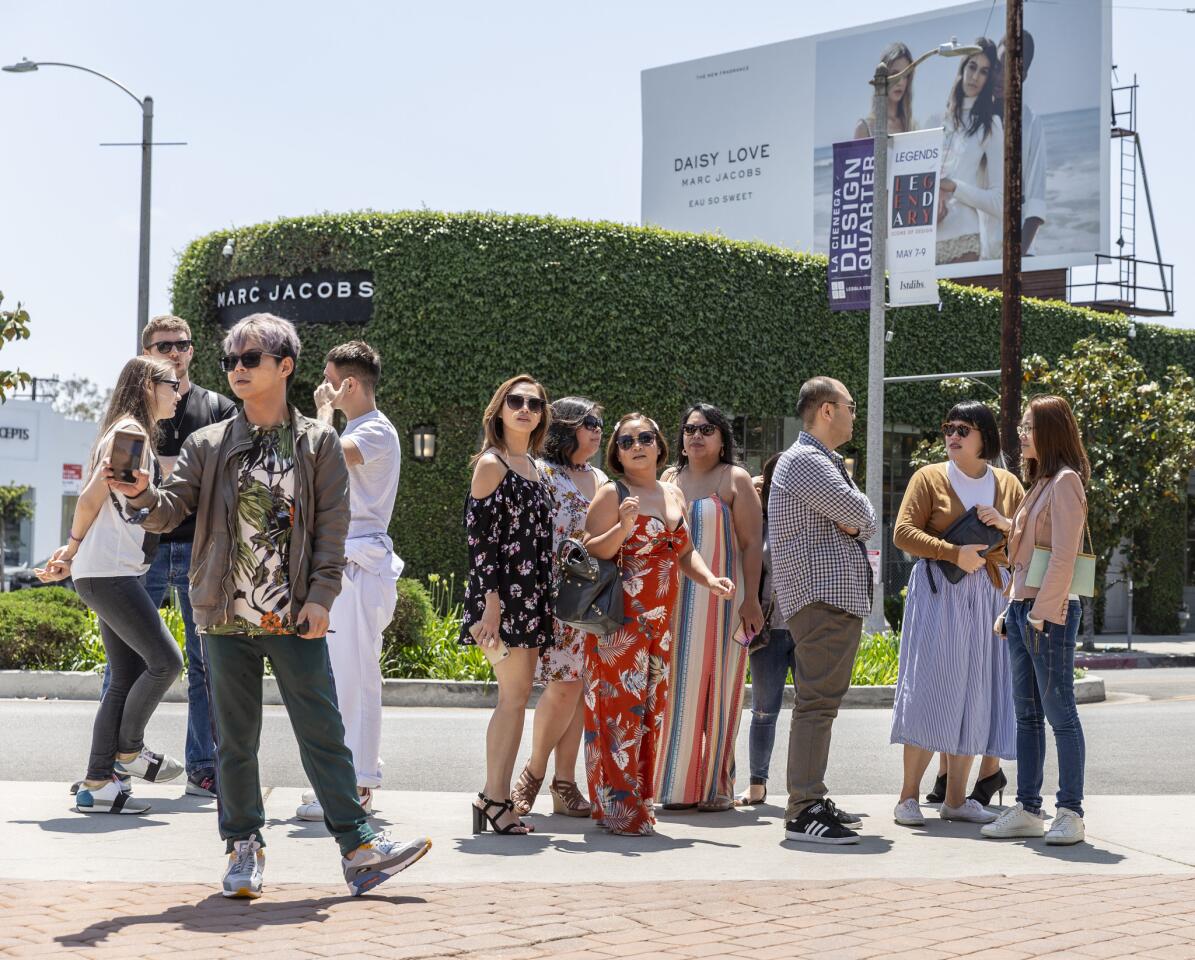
left=107, top=312, right=431, bottom=898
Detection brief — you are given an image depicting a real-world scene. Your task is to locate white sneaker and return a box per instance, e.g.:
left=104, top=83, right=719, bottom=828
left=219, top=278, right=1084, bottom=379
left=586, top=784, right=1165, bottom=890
left=222, top=839, right=264, bottom=899
left=893, top=798, right=925, bottom=826
left=75, top=778, right=150, bottom=815
left=941, top=798, right=998, bottom=824
left=981, top=802, right=1047, bottom=839
left=342, top=832, right=431, bottom=897
left=1045, top=807, right=1086, bottom=845
left=115, top=747, right=183, bottom=783
left=296, top=788, right=373, bottom=821
left=301, top=788, right=316, bottom=804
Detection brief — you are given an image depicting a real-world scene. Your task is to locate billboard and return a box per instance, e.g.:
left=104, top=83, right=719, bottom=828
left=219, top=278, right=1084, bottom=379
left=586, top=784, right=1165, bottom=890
left=641, top=0, right=1111, bottom=281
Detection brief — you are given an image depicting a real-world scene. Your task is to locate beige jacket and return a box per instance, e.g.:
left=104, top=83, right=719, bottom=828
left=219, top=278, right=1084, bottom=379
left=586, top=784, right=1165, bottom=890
left=1007, top=468, right=1088, bottom=626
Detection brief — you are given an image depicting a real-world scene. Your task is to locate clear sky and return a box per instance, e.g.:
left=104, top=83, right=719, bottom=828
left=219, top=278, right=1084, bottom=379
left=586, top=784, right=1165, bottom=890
left=2, top=0, right=1190, bottom=393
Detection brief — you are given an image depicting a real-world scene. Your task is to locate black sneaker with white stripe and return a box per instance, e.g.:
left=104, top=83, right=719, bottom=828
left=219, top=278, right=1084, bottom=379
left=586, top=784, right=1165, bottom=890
left=785, top=800, right=860, bottom=844
left=823, top=797, right=862, bottom=829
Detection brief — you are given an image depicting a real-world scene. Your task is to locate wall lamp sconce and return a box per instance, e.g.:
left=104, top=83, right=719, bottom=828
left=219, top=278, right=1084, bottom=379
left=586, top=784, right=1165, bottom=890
left=412, top=424, right=438, bottom=463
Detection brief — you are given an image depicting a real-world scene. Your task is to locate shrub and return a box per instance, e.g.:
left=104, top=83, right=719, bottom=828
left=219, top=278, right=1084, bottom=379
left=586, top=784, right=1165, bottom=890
left=0, top=588, right=91, bottom=669
left=884, top=587, right=907, bottom=635
left=852, top=631, right=901, bottom=686
left=382, top=579, right=434, bottom=652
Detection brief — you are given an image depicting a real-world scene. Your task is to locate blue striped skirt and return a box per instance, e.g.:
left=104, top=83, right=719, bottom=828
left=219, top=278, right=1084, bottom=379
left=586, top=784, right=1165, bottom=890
left=889, top=559, right=1016, bottom=759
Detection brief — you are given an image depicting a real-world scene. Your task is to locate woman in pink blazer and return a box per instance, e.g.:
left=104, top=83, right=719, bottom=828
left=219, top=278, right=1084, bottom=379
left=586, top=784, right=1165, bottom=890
left=982, top=396, right=1090, bottom=846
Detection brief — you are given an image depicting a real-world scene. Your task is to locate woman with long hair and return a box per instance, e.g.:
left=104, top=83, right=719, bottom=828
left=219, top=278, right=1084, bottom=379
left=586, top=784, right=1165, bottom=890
left=656, top=403, right=762, bottom=812
left=38, top=356, right=185, bottom=814
left=582, top=413, right=735, bottom=836
left=889, top=401, right=1024, bottom=829
left=983, top=396, right=1091, bottom=846
left=854, top=42, right=917, bottom=139
left=937, top=37, right=1004, bottom=263
left=462, top=375, right=555, bottom=836
left=510, top=397, right=607, bottom=819
left=737, top=453, right=791, bottom=807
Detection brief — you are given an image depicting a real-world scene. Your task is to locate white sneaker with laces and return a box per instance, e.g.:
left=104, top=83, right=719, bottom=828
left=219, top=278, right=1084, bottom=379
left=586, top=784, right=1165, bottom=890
left=115, top=747, right=183, bottom=783
left=296, top=787, right=373, bottom=821
left=981, top=802, right=1047, bottom=839
left=893, top=798, right=925, bottom=826
left=222, top=839, right=265, bottom=898
left=342, top=832, right=432, bottom=896
left=941, top=798, right=998, bottom=824
left=1045, top=807, right=1085, bottom=845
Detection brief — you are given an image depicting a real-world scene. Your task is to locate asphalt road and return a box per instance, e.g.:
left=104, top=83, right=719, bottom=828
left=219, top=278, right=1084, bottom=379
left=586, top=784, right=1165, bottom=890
left=3, top=668, right=1193, bottom=795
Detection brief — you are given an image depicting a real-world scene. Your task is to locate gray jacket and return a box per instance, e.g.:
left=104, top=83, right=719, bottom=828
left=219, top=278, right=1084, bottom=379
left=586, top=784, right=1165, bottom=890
left=130, top=406, right=349, bottom=630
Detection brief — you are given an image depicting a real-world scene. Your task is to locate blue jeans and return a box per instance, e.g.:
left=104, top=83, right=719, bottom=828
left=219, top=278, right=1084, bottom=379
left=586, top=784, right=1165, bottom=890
left=1006, top=599, right=1085, bottom=817
left=143, top=540, right=214, bottom=778
left=746, top=629, right=797, bottom=784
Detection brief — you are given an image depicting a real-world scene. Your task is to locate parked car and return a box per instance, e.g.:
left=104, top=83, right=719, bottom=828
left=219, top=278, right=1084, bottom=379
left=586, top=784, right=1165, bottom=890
left=8, top=557, right=74, bottom=592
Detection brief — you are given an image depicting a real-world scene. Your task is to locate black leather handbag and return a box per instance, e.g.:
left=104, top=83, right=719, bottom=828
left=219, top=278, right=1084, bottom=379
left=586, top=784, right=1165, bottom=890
left=552, top=482, right=628, bottom=636
left=928, top=505, right=1005, bottom=591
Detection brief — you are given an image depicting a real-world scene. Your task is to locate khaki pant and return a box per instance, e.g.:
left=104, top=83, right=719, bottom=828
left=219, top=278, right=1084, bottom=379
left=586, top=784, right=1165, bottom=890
left=784, top=602, right=863, bottom=820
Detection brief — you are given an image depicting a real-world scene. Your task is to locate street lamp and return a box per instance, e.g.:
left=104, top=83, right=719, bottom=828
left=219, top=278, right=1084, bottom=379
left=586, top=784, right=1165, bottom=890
left=3, top=57, right=159, bottom=353
left=864, top=36, right=981, bottom=631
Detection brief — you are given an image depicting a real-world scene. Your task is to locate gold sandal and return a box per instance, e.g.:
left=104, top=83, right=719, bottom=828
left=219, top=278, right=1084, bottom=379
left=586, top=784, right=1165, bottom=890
left=549, top=777, right=593, bottom=817
left=511, top=764, right=545, bottom=816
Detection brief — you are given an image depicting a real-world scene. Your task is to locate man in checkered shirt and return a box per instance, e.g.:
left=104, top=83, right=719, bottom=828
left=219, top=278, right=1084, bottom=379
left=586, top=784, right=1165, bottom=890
left=768, top=376, right=876, bottom=845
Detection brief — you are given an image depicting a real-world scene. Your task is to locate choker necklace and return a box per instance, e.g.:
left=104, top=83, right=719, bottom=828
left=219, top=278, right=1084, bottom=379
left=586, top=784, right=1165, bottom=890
left=567, top=461, right=593, bottom=472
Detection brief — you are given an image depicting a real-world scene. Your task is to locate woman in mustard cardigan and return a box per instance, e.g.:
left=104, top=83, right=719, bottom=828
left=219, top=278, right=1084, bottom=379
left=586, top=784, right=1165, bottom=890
left=890, top=402, right=1024, bottom=829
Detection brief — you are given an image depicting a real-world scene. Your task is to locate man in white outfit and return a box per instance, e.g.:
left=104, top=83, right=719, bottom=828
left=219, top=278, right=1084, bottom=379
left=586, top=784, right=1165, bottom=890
left=297, top=341, right=402, bottom=821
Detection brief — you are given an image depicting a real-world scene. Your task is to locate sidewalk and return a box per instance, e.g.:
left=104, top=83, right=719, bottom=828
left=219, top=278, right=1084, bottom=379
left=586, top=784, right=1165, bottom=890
left=3, top=784, right=1194, bottom=957
left=1076, top=633, right=1195, bottom=670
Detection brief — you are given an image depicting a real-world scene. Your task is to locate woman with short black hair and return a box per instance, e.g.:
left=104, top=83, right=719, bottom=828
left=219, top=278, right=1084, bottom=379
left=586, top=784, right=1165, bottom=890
left=890, top=400, right=1023, bottom=829
left=655, top=403, right=762, bottom=811
left=510, top=397, right=607, bottom=819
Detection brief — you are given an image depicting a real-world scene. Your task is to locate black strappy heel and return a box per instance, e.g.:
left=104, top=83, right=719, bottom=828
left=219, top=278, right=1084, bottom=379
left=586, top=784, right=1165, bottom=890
left=472, top=792, right=532, bottom=835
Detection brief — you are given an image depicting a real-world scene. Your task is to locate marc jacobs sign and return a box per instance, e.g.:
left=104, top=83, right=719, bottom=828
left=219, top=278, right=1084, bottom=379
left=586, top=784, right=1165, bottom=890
left=216, top=271, right=374, bottom=329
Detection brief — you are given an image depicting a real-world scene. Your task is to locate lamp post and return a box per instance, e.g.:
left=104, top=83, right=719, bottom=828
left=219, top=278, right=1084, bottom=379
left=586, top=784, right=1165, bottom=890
left=3, top=58, right=158, bottom=354
left=865, top=37, right=981, bottom=632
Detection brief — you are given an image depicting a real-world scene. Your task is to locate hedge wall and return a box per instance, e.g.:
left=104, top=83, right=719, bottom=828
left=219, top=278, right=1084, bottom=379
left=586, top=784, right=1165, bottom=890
left=172, top=211, right=1195, bottom=588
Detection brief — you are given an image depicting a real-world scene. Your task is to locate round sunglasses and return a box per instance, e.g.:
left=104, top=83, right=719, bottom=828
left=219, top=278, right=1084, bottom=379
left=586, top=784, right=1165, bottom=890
left=683, top=423, right=718, bottom=437
left=615, top=431, right=657, bottom=451
left=941, top=423, right=974, bottom=438
left=505, top=394, right=545, bottom=414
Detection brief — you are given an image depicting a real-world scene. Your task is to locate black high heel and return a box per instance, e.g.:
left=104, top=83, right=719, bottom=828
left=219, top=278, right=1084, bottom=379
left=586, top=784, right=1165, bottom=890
left=472, top=792, right=532, bottom=835
left=926, top=773, right=948, bottom=804
left=968, top=769, right=1007, bottom=807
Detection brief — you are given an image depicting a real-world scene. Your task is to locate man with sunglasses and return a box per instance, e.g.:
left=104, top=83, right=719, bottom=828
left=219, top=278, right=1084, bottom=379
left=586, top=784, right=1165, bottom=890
left=293, top=341, right=402, bottom=825
left=769, top=376, right=876, bottom=845
left=142, top=315, right=235, bottom=799
left=109, top=313, right=430, bottom=899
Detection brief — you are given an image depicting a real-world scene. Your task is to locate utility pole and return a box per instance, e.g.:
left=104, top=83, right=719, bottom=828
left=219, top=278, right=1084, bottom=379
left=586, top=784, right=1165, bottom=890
left=1001, top=0, right=1024, bottom=473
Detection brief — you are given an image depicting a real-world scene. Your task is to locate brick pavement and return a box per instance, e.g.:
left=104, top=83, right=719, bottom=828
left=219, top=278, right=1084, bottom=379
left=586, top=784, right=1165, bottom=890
left=2, top=875, right=1193, bottom=959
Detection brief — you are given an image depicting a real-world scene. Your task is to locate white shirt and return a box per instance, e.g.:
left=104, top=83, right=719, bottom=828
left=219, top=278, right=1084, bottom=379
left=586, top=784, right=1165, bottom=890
left=1022, top=102, right=1048, bottom=254
left=72, top=419, right=159, bottom=579
left=938, top=98, right=1005, bottom=258
left=947, top=460, right=995, bottom=512
left=344, top=410, right=401, bottom=539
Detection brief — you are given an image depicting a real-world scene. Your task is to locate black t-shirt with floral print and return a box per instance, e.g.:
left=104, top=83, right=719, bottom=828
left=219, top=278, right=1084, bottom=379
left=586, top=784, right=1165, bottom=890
left=459, top=458, right=554, bottom=649
left=208, top=423, right=297, bottom=637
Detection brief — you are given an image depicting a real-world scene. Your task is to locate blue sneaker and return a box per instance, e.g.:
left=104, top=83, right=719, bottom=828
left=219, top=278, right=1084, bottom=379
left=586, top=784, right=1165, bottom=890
left=222, top=839, right=265, bottom=899
left=75, top=779, right=150, bottom=815
left=342, top=833, right=431, bottom=897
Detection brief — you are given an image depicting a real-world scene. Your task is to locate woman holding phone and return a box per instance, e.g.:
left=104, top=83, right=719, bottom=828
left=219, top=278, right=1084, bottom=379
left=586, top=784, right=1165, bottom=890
left=656, top=403, right=762, bottom=812
left=983, top=396, right=1090, bottom=846
left=461, top=375, right=555, bottom=836
left=583, top=414, right=735, bottom=836
left=38, top=356, right=184, bottom=814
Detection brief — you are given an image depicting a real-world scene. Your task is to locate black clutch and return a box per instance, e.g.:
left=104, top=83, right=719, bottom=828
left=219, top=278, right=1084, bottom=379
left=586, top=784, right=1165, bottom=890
left=931, top=506, right=1004, bottom=587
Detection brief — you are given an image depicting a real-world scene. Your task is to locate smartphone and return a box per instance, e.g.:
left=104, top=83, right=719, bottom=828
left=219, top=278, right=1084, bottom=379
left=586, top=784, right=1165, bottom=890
left=732, top=623, right=756, bottom=648
left=482, top=640, right=511, bottom=666
left=109, top=429, right=146, bottom=483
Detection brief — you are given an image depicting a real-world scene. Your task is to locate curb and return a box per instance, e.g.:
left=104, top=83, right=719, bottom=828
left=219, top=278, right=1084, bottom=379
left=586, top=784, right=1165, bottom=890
left=1075, top=654, right=1195, bottom=670
left=0, top=669, right=1106, bottom=708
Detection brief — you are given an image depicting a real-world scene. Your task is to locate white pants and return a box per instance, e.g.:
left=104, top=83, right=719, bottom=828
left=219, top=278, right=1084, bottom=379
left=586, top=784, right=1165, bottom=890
left=327, top=541, right=400, bottom=788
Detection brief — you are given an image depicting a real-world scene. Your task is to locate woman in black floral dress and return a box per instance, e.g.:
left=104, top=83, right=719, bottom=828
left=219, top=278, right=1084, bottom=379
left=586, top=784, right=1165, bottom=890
left=462, top=374, right=555, bottom=835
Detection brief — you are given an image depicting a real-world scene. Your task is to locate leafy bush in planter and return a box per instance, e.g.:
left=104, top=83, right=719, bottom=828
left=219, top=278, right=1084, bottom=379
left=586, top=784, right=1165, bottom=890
left=0, top=587, right=91, bottom=669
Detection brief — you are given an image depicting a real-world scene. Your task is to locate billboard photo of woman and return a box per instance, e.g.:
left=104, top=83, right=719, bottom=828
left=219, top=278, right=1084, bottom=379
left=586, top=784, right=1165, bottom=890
left=854, top=42, right=919, bottom=139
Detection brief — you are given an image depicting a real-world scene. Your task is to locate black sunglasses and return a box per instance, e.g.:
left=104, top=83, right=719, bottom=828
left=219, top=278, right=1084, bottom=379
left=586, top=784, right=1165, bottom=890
left=220, top=350, right=282, bottom=372
left=581, top=415, right=604, bottom=432
left=615, top=431, right=657, bottom=451
left=942, top=423, right=973, bottom=438
left=150, top=338, right=192, bottom=355
left=505, top=394, right=546, bottom=414
left=154, top=378, right=181, bottom=393
left=683, top=423, right=718, bottom=437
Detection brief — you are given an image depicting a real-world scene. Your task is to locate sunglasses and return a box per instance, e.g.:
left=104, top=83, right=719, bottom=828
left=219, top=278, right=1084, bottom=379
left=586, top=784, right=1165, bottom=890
left=150, top=338, right=192, bottom=355
left=154, top=378, right=182, bottom=393
left=941, top=423, right=973, bottom=438
left=505, top=394, right=546, bottom=414
left=581, top=414, right=604, bottom=432
left=683, top=423, right=718, bottom=437
left=615, top=431, right=657, bottom=451
left=220, top=350, right=282, bottom=372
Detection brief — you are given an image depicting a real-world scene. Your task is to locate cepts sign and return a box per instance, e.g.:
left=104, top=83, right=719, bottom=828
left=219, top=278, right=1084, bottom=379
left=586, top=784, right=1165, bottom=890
left=216, top=271, right=374, bottom=329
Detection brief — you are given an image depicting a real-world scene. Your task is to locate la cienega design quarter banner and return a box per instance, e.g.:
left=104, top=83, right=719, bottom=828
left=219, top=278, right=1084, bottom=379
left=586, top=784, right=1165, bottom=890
left=641, top=0, right=1110, bottom=281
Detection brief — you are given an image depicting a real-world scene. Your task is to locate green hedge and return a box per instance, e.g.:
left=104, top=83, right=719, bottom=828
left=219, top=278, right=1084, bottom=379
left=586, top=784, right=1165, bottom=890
left=172, top=212, right=1195, bottom=595
left=1135, top=496, right=1188, bottom=634
left=0, top=588, right=91, bottom=670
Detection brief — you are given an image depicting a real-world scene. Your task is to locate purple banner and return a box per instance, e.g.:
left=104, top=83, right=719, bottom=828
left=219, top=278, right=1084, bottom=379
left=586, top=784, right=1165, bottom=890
left=827, top=138, right=875, bottom=312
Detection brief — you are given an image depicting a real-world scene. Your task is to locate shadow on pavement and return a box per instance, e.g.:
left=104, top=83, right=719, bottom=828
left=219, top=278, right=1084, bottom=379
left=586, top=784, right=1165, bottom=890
left=1028, top=842, right=1127, bottom=866
left=55, top=891, right=428, bottom=947
left=779, top=836, right=896, bottom=855
left=11, top=817, right=171, bottom=834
